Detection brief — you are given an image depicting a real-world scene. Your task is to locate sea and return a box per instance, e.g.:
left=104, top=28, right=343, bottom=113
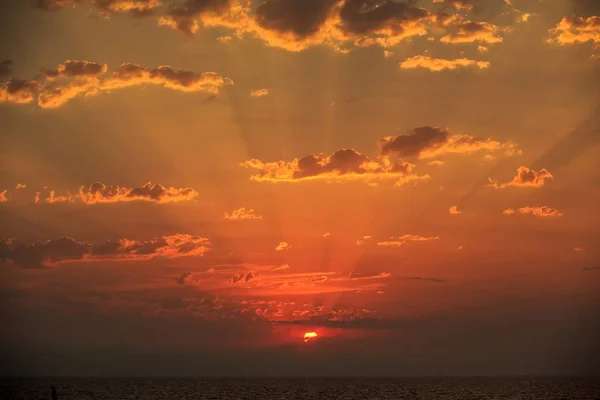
left=2, top=377, right=599, bottom=399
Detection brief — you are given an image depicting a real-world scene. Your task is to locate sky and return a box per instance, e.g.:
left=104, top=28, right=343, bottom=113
left=0, top=0, right=599, bottom=377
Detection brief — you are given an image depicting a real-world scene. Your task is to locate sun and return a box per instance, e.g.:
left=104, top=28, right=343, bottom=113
left=303, top=332, right=318, bottom=343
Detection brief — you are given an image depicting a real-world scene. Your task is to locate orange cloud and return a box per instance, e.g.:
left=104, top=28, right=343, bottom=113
left=38, top=182, right=198, bottom=204
left=449, top=205, right=461, bottom=214
left=250, top=88, right=269, bottom=97
left=503, top=206, right=563, bottom=218
left=271, top=263, right=290, bottom=272
left=242, top=148, right=430, bottom=186
left=0, top=234, right=211, bottom=268
left=376, top=234, right=440, bottom=247
left=2, top=60, right=233, bottom=108
left=0, top=190, right=7, bottom=203
left=275, top=241, right=291, bottom=251
left=15, top=183, right=27, bottom=190
left=322, top=232, right=331, bottom=237
left=356, top=235, right=372, bottom=245
left=517, top=206, right=563, bottom=218
left=224, top=207, right=263, bottom=220
left=400, top=55, right=489, bottom=71
left=432, top=0, right=473, bottom=11
left=548, top=16, right=600, bottom=46
left=489, top=166, right=553, bottom=188
left=441, top=20, right=504, bottom=44
left=574, top=246, right=584, bottom=252
left=380, top=126, right=519, bottom=159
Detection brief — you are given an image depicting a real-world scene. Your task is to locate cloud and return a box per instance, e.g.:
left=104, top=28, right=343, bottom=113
left=0, top=234, right=211, bottom=268
left=432, top=0, right=474, bottom=11
left=400, top=55, right=489, bottom=71
left=35, top=182, right=198, bottom=204
left=0, top=79, right=42, bottom=105
left=250, top=88, right=269, bottom=97
left=275, top=241, right=291, bottom=252
left=157, top=0, right=447, bottom=52
left=271, top=263, right=290, bottom=272
left=548, top=16, right=600, bottom=46
left=242, top=148, right=430, bottom=186
left=380, top=126, right=519, bottom=159
left=177, top=272, right=193, bottom=284
left=376, top=234, right=440, bottom=247
left=0, top=190, right=8, bottom=203
left=322, top=232, right=331, bottom=237
left=1, top=60, right=233, bottom=108
left=397, top=276, right=446, bottom=283
left=356, top=235, right=371, bottom=245
left=574, top=246, right=584, bottom=252
left=516, top=206, right=564, bottom=218
left=456, top=245, right=464, bottom=251
left=348, top=270, right=391, bottom=280
left=441, top=20, right=504, bottom=44
left=224, top=207, right=263, bottom=220
left=502, top=208, right=516, bottom=215
left=488, top=166, right=553, bottom=188
left=35, top=0, right=162, bottom=15
left=0, top=60, right=13, bottom=77
left=582, top=266, right=600, bottom=271
left=15, top=183, right=27, bottom=190
left=449, top=205, right=461, bottom=214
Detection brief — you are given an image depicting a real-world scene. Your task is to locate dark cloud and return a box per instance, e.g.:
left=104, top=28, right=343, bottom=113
left=338, top=0, right=429, bottom=35
left=242, top=148, right=429, bottom=186
left=0, top=237, right=92, bottom=268
left=160, top=0, right=232, bottom=36
left=0, top=79, right=42, bottom=104
left=0, top=60, right=13, bottom=77
left=43, top=60, right=108, bottom=80
left=380, top=126, right=516, bottom=159
left=177, top=272, right=193, bottom=284
left=254, top=0, right=338, bottom=38
left=1, top=234, right=211, bottom=268
left=397, top=276, right=447, bottom=283
left=77, top=182, right=199, bottom=204
left=35, top=0, right=162, bottom=16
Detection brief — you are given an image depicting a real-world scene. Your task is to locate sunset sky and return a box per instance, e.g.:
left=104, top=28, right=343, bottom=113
left=1, top=0, right=599, bottom=376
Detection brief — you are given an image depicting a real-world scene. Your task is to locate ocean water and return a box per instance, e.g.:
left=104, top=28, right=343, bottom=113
left=2, top=377, right=599, bottom=399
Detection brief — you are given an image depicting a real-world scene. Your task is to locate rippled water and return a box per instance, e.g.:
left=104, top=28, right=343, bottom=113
left=2, top=377, right=599, bottom=399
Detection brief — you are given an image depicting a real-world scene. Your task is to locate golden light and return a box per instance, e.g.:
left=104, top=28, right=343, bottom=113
left=303, top=332, right=318, bottom=342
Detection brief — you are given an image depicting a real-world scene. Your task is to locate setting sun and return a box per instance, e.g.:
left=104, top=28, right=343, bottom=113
left=303, top=332, right=318, bottom=343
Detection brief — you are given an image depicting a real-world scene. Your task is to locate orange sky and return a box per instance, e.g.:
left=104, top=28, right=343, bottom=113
left=0, top=0, right=599, bottom=376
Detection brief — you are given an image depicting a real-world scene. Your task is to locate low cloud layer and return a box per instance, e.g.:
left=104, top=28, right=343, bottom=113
left=489, top=166, right=554, bottom=189
left=380, top=126, right=519, bottom=160
left=242, top=148, right=430, bottom=186
left=1, top=60, right=233, bottom=108
left=0, top=234, right=211, bottom=268
left=400, top=55, right=490, bottom=71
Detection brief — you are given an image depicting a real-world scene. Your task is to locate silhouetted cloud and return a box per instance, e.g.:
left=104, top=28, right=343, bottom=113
left=30, top=183, right=198, bottom=204
left=1, top=60, right=233, bottom=108
left=380, top=126, right=518, bottom=159
left=1, top=234, right=211, bottom=268
left=400, top=55, right=489, bottom=71
left=441, top=20, right=504, bottom=44
left=489, top=166, right=553, bottom=188
left=242, top=148, right=430, bottom=186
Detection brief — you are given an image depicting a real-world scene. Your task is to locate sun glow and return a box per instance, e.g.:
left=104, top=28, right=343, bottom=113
left=303, top=332, right=318, bottom=342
